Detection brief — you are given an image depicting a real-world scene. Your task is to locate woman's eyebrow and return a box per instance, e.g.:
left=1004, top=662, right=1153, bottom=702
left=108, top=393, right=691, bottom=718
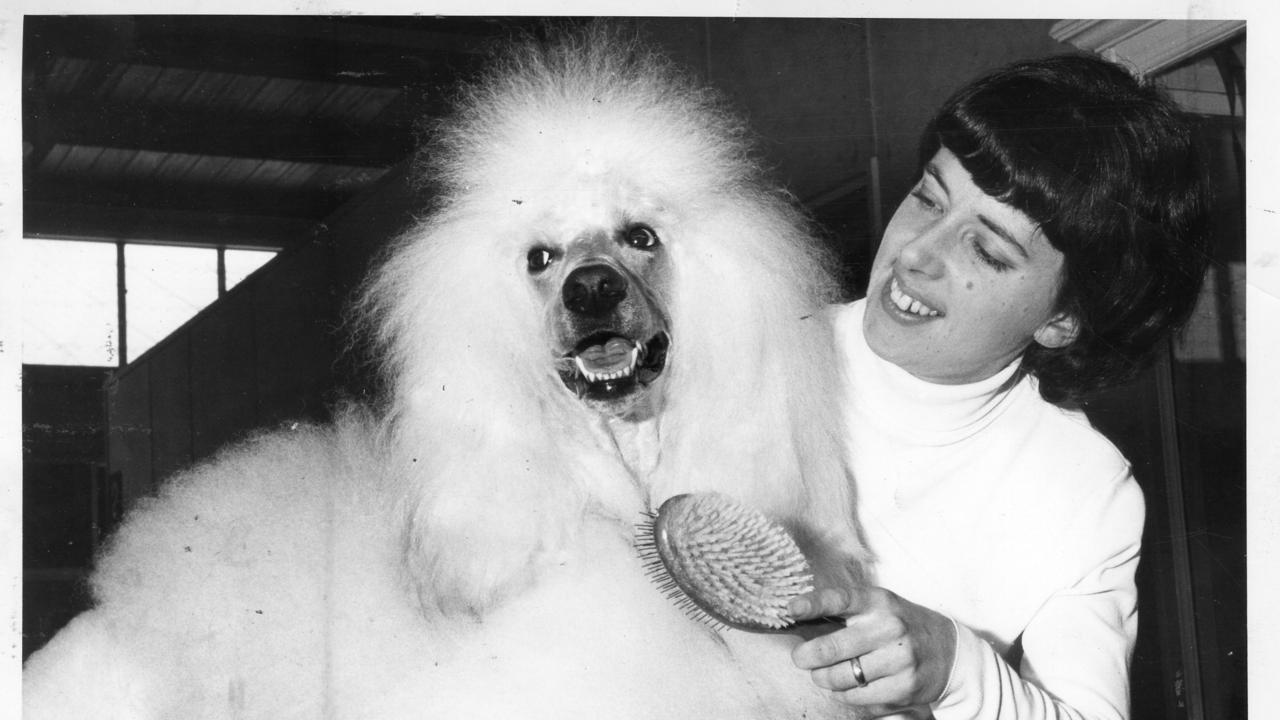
left=979, top=215, right=1030, bottom=259
left=924, top=163, right=947, bottom=195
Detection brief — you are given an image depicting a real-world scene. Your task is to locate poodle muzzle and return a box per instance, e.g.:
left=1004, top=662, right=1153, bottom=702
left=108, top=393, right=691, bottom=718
left=555, top=261, right=670, bottom=404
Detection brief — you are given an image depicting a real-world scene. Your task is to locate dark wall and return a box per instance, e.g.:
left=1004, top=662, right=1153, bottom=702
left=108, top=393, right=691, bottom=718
left=105, top=164, right=423, bottom=503
left=644, top=18, right=1072, bottom=294
left=863, top=20, right=1071, bottom=247
left=22, top=365, right=113, bottom=657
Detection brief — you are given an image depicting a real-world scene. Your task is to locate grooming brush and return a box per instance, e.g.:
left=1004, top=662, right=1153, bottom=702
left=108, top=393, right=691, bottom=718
left=636, top=492, right=829, bottom=633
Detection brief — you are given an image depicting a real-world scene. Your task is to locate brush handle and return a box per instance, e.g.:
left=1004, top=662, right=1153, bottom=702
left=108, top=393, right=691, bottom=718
left=787, top=616, right=845, bottom=640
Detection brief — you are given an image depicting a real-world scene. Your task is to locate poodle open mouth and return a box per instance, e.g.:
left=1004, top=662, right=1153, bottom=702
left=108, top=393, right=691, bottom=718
left=559, top=331, right=670, bottom=401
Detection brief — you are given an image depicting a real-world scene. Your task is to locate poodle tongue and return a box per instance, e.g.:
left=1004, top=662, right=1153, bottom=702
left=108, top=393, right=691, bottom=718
left=577, top=337, right=636, bottom=374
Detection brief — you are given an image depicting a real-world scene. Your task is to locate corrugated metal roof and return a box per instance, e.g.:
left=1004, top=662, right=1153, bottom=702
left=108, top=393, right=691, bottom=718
left=23, top=15, right=530, bottom=248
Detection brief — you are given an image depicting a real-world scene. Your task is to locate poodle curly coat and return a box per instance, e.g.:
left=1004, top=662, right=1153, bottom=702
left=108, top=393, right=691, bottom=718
left=24, top=25, right=867, bottom=719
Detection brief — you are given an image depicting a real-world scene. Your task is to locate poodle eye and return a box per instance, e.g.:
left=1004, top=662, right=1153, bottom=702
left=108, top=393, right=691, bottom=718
left=624, top=224, right=660, bottom=250
left=527, top=247, right=556, bottom=274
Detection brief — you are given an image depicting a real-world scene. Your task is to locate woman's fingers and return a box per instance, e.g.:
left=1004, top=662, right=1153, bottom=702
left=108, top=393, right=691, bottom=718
left=808, top=647, right=881, bottom=690
left=791, top=591, right=895, bottom=671
left=832, top=667, right=914, bottom=707
left=791, top=623, right=879, bottom=671
left=788, top=585, right=872, bottom=620
left=810, top=648, right=936, bottom=715
left=790, top=587, right=957, bottom=712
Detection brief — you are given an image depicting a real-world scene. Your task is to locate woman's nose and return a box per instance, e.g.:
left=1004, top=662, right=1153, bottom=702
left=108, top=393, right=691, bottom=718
left=898, top=225, right=947, bottom=279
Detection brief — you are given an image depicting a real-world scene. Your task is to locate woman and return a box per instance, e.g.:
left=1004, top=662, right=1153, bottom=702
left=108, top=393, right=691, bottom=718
left=789, top=55, right=1212, bottom=719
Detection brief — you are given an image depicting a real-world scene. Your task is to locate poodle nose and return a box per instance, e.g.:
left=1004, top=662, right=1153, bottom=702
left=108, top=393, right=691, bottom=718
left=563, top=263, right=629, bottom=317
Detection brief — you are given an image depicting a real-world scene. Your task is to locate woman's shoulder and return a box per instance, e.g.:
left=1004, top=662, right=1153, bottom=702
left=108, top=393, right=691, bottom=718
left=1043, top=399, right=1127, bottom=460
left=978, top=373, right=1120, bottom=476
left=1005, top=384, right=1140, bottom=510
left=987, top=390, right=1144, bottom=582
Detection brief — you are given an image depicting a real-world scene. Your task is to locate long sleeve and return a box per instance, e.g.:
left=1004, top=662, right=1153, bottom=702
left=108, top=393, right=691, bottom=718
left=931, top=473, right=1144, bottom=720
left=833, top=298, right=1147, bottom=720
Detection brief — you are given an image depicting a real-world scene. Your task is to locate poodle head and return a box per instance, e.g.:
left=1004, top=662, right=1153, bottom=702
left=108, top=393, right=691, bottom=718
left=353, top=23, right=866, bottom=613
left=534, top=220, right=672, bottom=418
left=390, top=22, right=768, bottom=423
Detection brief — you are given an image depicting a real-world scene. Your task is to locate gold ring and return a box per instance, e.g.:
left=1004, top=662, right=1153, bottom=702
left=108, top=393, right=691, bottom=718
left=849, top=655, right=867, bottom=687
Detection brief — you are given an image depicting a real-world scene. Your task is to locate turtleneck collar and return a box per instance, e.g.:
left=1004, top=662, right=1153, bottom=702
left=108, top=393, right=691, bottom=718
left=834, top=299, right=1025, bottom=447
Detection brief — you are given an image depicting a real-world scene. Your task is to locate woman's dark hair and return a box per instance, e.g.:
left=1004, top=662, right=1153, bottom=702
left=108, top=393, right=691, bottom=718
left=921, top=54, right=1213, bottom=403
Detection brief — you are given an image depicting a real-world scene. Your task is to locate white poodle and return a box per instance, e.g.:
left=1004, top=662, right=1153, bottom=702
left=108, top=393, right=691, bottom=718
left=24, top=24, right=867, bottom=719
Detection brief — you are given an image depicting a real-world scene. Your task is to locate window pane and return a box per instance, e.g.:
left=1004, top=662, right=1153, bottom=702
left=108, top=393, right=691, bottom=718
left=225, top=248, right=276, bottom=290
left=21, top=238, right=119, bottom=366
left=125, top=244, right=217, bottom=361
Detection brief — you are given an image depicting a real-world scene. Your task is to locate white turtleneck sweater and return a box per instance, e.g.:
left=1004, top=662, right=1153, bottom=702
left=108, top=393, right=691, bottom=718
left=832, top=299, right=1142, bottom=720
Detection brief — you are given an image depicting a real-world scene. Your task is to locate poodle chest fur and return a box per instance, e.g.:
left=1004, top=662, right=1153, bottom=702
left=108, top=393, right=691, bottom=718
left=23, top=421, right=847, bottom=719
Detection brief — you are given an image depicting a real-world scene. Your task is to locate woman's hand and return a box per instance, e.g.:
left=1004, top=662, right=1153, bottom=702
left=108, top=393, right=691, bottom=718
left=789, top=586, right=957, bottom=718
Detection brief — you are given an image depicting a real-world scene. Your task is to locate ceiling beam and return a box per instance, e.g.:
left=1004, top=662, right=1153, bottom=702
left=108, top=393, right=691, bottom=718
left=1050, top=20, right=1246, bottom=77
left=26, top=94, right=416, bottom=167
left=26, top=175, right=359, bottom=220
left=23, top=15, right=505, bottom=90
left=24, top=201, right=311, bottom=249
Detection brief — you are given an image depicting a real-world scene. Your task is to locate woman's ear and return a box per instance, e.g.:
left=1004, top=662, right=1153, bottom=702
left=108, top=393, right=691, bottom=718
left=1033, top=312, right=1079, bottom=349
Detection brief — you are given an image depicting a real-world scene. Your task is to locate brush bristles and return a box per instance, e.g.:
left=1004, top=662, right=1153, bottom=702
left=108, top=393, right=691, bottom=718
left=636, top=493, right=814, bottom=631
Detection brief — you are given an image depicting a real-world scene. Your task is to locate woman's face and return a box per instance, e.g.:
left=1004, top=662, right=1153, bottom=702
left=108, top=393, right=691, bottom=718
left=864, top=147, right=1076, bottom=384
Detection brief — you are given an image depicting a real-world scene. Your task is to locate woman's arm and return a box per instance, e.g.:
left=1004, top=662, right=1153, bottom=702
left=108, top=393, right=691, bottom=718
left=792, top=474, right=1144, bottom=720
left=944, top=475, right=1144, bottom=720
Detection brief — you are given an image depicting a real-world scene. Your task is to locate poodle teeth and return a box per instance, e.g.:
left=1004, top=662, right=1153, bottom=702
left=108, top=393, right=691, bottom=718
left=572, top=342, right=644, bottom=383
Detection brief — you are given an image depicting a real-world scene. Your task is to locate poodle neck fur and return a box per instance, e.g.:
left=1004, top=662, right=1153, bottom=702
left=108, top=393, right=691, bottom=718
left=599, top=413, right=663, bottom=494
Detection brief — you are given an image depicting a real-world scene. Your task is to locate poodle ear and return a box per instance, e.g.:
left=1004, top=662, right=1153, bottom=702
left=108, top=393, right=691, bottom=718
left=400, top=465, right=557, bottom=617
left=391, top=385, right=596, bottom=616
left=788, top=519, right=872, bottom=592
left=359, top=220, right=588, bottom=616
left=650, top=201, right=868, bottom=581
left=396, top=408, right=641, bottom=617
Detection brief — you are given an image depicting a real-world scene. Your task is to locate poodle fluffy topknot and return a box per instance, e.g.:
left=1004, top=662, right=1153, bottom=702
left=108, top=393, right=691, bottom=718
left=24, top=23, right=868, bottom=719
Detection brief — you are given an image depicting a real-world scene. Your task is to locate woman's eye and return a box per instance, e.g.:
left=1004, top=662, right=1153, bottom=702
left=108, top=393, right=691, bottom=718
left=970, top=237, right=1010, bottom=272
left=910, top=189, right=940, bottom=213
left=527, top=247, right=555, bottom=274
left=624, top=224, right=660, bottom=250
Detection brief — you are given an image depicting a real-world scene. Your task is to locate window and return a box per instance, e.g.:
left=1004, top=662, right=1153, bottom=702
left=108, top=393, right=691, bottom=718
left=21, top=239, right=277, bottom=366
left=225, top=249, right=276, bottom=290
left=21, top=239, right=120, bottom=366
left=124, top=244, right=219, bottom=362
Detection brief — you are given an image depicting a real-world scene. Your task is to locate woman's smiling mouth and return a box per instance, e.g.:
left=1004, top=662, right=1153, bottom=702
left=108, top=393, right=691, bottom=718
left=888, top=277, right=942, bottom=317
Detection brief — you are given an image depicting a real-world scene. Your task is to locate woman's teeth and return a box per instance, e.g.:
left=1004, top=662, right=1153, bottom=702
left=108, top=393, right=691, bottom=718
left=890, top=278, right=940, bottom=317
